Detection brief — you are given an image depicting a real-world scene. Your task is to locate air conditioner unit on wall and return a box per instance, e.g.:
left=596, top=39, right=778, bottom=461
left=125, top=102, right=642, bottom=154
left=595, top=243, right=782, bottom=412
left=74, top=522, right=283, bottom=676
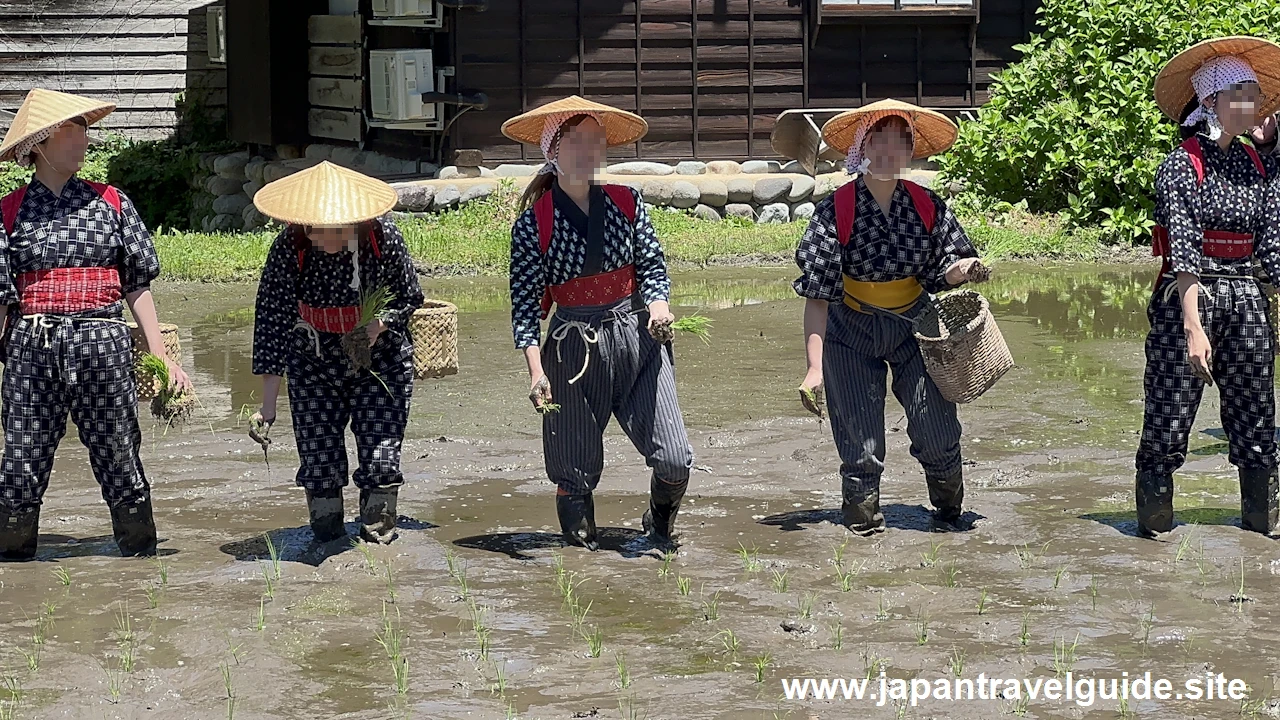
left=371, top=0, right=438, bottom=18
left=369, top=50, right=437, bottom=121
left=207, top=6, right=227, bottom=64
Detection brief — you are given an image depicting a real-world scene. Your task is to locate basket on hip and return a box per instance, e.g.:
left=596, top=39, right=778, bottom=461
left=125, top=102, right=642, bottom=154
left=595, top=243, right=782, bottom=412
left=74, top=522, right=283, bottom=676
left=913, top=290, right=1013, bottom=404
left=128, top=322, right=182, bottom=400
left=411, top=300, right=459, bottom=379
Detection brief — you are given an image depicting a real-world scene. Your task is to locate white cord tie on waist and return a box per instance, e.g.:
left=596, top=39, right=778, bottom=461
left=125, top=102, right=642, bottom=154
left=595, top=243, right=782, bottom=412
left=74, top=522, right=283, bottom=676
left=550, top=320, right=600, bottom=385
left=22, top=313, right=129, bottom=349
left=294, top=321, right=322, bottom=358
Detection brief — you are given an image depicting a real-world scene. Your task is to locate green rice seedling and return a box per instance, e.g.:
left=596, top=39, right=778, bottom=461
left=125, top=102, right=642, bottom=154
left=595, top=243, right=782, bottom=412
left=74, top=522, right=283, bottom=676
left=658, top=551, right=675, bottom=579
left=1053, top=633, right=1080, bottom=676
left=139, top=353, right=198, bottom=426
left=1013, top=543, right=1035, bottom=569
left=342, top=285, right=395, bottom=372
left=383, top=559, right=398, bottom=604
left=226, top=697, right=237, bottom=720
left=836, top=561, right=865, bottom=593
left=1019, top=611, right=1031, bottom=648
left=115, top=604, right=134, bottom=644
left=151, top=557, right=169, bottom=587
left=977, top=588, right=989, bottom=616
left=1139, top=606, right=1155, bottom=655
left=895, top=701, right=908, bottom=720
left=832, top=540, right=848, bottom=570
left=875, top=592, right=889, bottom=622
left=1118, top=695, right=1133, bottom=718
left=676, top=575, right=692, bottom=596
left=18, top=646, right=39, bottom=672
left=119, top=641, right=137, bottom=674
left=618, top=695, right=644, bottom=720
left=672, top=313, right=713, bottom=344
left=1053, top=563, right=1069, bottom=589
left=261, top=563, right=276, bottom=600
left=582, top=625, right=603, bottom=658
left=615, top=653, right=631, bottom=689
left=831, top=621, right=844, bottom=650
left=1175, top=528, right=1197, bottom=564
left=103, top=661, right=122, bottom=704
left=489, top=659, right=508, bottom=696
left=144, top=584, right=159, bottom=609
left=950, top=647, right=965, bottom=677
left=1008, top=696, right=1029, bottom=716
left=717, top=629, right=741, bottom=655
left=569, top=598, right=593, bottom=628
left=254, top=597, right=266, bottom=632
left=376, top=605, right=409, bottom=695
left=797, top=591, right=817, bottom=619
left=476, top=627, right=492, bottom=661
left=702, top=589, right=721, bottom=622
left=862, top=648, right=885, bottom=681
left=1089, top=575, right=1099, bottom=610
left=1182, top=631, right=1197, bottom=659
left=506, top=702, right=518, bottom=720
left=943, top=560, right=959, bottom=588
left=752, top=653, right=772, bottom=684
left=226, top=633, right=244, bottom=666
left=771, top=568, right=789, bottom=593
left=52, top=566, right=70, bottom=587
left=446, top=548, right=461, bottom=581
left=469, top=600, right=490, bottom=637
left=736, top=542, right=762, bottom=574
left=914, top=611, right=929, bottom=646
left=1232, top=556, right=1251, bottom=607
left=537, top=402, right=562, bottom=415
left=921, top=540, right=944, bottom=568
left=264, top=533, right=281, bottom=581
left=220, top=662, right=235, bottom=699
left=351, top=538, right=379, bottom=575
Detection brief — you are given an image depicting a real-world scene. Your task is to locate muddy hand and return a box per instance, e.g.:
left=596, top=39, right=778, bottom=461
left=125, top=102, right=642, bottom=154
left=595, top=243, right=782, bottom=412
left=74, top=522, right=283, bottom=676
left=649, top=317, right=675, bottom=344
left=966, top=259, right=992, bottom=284
left=1186, top=328, right=1214, bottom=386
left=529, top=375, right=553, bottom=411
left=799, top=372, right=826, bottom=419
left=166, top=358, right=194, bottom=394
left=248, top=412, right=274, bottom=449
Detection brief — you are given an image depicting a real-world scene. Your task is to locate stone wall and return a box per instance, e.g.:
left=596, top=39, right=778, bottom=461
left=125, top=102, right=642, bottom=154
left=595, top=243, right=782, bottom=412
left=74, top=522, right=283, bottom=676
left=197, top=146, right=939, bottom=231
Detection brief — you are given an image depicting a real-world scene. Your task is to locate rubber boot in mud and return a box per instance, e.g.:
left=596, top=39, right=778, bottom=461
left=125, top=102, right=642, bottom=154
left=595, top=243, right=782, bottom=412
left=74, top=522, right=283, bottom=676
left=642, top=477, right=688, bottom=548
left=557, top=492, right=599, bottom=551
left=1135, top=470, right=1174, bottom=538
left=110, top=495, right=158, bottom=557
left=359, top=487, right=400, bottom=545
left=841, top=484, right=885, bottom=536
left=306, top=488, right=347, bottom=543
left=0, top=507, right=39, bottom=561
left=1239, top=466, right=1279, bottom=537
left=927, top=470, right=967, bottom=531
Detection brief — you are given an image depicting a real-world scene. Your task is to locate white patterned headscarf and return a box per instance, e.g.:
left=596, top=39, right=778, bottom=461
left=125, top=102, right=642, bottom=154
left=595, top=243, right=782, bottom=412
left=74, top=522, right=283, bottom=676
left=537, top=111, right=604, bottom=176
left=1184, top=55, right=1260, bottom=139
left=845, top=110, right=916, bottom=176
left=12, top=126, right=53, bottom=168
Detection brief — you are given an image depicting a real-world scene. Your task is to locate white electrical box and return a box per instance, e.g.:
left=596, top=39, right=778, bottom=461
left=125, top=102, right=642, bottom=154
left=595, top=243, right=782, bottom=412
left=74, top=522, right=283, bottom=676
left=206, top=6, right=227, bottom=64
left=371, top=0, right=439, bottom=19
left=369, top=50, right=437, bottom=121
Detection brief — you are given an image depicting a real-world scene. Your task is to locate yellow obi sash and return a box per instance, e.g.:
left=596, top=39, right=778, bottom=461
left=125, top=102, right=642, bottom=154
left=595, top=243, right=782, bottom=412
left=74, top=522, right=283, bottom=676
left=842, top=275, right=923, bottom=314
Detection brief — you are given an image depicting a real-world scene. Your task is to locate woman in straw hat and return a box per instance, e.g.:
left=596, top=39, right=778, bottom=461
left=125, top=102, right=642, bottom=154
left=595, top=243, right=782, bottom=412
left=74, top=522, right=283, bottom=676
left=503, top=96, right=694, bottom=551
left=794, top=99, right=990, bottom=536
left=0, top=89, right=191, bottom=560
left=249, top=161, right=424, bottom=545
left=1138, top=37, right=1280, bottom=539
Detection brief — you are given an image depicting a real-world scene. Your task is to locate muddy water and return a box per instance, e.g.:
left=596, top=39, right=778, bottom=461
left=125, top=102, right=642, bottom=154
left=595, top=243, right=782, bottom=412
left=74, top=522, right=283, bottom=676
left=2, top=264, right=1279, bottom=719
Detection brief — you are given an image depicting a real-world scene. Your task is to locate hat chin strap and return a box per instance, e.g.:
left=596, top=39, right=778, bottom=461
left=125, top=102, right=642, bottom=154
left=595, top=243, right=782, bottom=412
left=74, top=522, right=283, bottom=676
left=349, top=235, right=361, bottom=292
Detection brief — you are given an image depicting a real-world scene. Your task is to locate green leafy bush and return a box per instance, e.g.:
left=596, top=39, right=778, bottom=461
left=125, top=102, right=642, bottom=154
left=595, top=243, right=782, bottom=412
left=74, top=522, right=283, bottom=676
left=938, top=0, right=1280, bottom=243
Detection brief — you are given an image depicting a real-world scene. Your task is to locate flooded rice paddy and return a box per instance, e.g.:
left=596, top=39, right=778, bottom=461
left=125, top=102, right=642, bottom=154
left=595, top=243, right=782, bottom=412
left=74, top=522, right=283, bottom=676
left=1, top=263, right=1278, bottom=719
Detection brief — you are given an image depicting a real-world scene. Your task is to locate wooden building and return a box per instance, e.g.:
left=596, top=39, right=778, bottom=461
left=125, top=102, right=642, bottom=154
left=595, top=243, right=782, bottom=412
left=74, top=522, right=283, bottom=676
left=0, top=0, right=227, bottom=140
left=221, top=0, right=1042, bottom=165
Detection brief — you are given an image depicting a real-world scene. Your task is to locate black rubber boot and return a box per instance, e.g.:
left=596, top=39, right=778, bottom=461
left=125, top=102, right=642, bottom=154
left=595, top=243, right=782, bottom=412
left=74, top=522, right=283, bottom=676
left=306, top=488, right=346, bottom=543
left=1239, top=466, right=1279, bottom=536
left=359, top=487, right=400, bottom=545
left=642, top=477, right=688, bottom=547
left=927, top=470, right=966, bottom=530
left=557, top=492, right=599, bottom=551
left=1135, top=470, right=1174, bottom=538
left=841, top=477, right=885, bottom=536
left=0, top=506, right=39, bottom=561
left=109, top=495, right=158, bottom=557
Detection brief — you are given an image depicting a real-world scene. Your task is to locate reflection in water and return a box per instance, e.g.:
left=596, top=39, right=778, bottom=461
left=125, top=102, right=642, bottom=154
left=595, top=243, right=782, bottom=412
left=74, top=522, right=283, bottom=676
left=984, top=266, right=1153, bottom=341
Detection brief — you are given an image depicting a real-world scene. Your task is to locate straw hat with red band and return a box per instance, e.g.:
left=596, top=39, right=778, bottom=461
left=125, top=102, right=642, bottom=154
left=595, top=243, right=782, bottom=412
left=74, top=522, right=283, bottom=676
left=501, top=95, right=648, bottom=148
left=821, top=99, right=958, bottom=173
left=0, top=88, right=116, bottom=166
left=1154, top=36, right=1280, bottom=121
left=253, top=161, right=398, bottom=227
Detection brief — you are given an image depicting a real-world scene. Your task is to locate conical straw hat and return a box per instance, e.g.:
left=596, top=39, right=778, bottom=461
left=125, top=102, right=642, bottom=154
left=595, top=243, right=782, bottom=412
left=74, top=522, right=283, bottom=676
left=0, top=88, right=115, bottom=164
left=1155, top=36, right=1280, bottom=120
left=821, top=99, right=958, bottom=158
left=501, top=95, right=648, bottom=147
left=253, top=161, right=398, bottom=226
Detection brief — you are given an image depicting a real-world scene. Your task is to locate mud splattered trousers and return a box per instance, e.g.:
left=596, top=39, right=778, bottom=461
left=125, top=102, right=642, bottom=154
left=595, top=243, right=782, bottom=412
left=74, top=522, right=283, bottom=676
left=0, top=310, right=149, bottom=513
left=541, top=301, right=694, bottom=496
left=286, top=326, right=414, bottom=492
left=823, top=300, right=964, bottom=509
left=1137, top=276, right=1276, bottom=474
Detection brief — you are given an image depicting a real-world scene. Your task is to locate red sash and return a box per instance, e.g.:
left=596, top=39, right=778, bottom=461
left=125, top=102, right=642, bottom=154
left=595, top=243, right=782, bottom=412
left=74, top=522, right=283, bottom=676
left=297, top=303, right=361, bottom=334
left=16, top=267, right=123, bottom=314
left=533, top=185, right=639, bottom=319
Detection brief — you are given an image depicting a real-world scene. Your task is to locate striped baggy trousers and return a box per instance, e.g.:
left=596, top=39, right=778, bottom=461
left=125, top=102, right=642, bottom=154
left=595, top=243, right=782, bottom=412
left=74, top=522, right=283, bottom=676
left=823, top=300, right=963, bottom=502
left=541, top=301, right=694, bottom=496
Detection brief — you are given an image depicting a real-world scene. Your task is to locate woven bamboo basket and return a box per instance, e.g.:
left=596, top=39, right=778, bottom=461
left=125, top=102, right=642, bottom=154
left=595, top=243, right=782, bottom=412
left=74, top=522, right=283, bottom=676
left=127, top=322, right=182, bottom=400
left=913, top=290, right=1013, bottom=404
left=410, top=300, right=458, bottom=379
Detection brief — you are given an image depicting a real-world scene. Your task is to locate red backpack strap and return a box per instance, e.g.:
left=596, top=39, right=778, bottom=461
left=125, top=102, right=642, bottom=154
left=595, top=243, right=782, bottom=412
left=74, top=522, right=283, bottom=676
left=602, top=184, right=637, bottom=222
left=833, top=181, right=858, bottom=247
left=367, top=220, right=383, bottom=259
left=1181, top=137, right=1206, bottom=185
left=534, top=190, right=554, bottom=254
left=82, top=181, right=123, bottom=214
left=1, top=186, right=28, bottom=236
left=1243, top=143, right=1267, bottom=179
left=902, top=181, right=937, bottom=235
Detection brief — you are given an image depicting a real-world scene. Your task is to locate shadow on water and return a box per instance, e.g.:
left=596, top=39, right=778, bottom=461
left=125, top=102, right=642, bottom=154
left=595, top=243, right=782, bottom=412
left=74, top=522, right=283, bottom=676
left=22, top=535, right=179, bottom=561
left=219, top=516, right=437, bottom=567
left=1080, top=507, right=1243, bottom=537
left=758, top=505, right=985, bottom=533
left=453, top=527, right=655, bottom=561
